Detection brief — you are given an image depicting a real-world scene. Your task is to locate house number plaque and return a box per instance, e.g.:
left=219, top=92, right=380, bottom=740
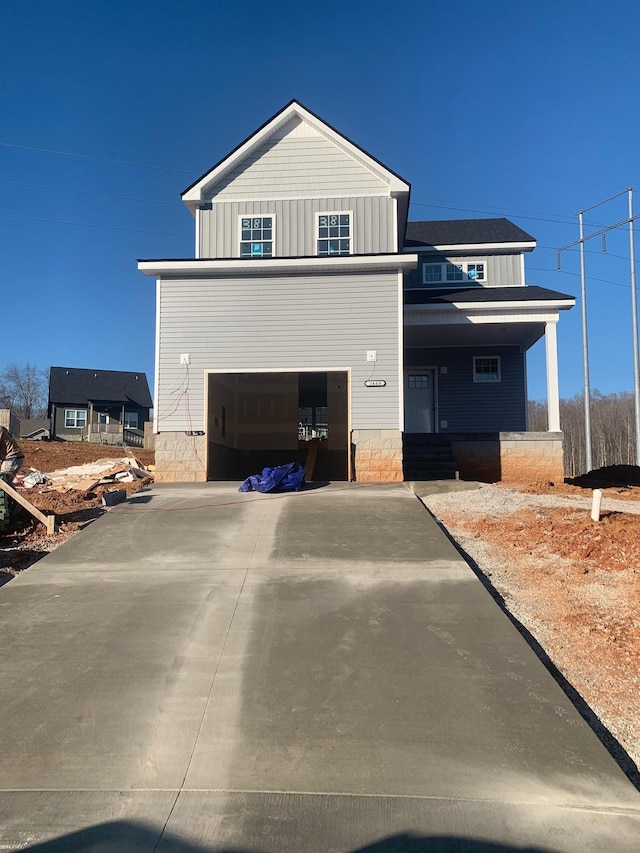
left=364, top=379, right=386, bottom=387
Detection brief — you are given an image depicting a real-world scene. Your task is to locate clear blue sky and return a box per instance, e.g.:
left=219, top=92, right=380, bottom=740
left=2, top=0, right=639, bottom=402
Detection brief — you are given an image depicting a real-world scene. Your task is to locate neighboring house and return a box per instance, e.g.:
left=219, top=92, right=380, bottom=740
left=139, top=100, right=574, bottom=484
left=48, top=368, right=152, bottom=447
left=19, top=419, right=50, bottom=441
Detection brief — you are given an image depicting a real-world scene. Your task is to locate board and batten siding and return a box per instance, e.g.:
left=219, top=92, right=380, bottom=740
left=199, top=196, right=396, bottom=258
left=156, top=270, right=401, bottom=433
left=207, top=127, right=389, bottom=201
left=405, top=346, right=526, bottom=431
left=405, top=253, right=524, bottom=289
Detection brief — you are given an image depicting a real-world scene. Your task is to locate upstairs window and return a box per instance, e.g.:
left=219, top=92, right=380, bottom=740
left=446, top=263, right=465, bottom=282
left=466, top=263, right=486, bottom=282
left=240, top=216, right=274, bottom=258
left=422, top=261, right=487, bottom=286
left=423, top=263, right=443, bottom=283
left=317, top=213, right=351, bottom=256
left=473, top=356, right=501, bottom=383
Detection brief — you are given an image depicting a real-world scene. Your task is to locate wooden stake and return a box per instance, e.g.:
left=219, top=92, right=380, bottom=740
left=0, top=478, right=56, bottom=534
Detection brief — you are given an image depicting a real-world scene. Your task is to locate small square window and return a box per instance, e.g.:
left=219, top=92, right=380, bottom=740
left=408, top=374, right=430, bottom=389
left=467, top=263, right=485, bottom=282
left=124, top=412, right=139, bottom=429
left=423, top=263, right=443, bottom=284
left=473, top=357, right=501, bottom=383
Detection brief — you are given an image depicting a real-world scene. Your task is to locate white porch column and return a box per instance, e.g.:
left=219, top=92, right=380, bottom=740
left=545, top=320, right=561, bottom=431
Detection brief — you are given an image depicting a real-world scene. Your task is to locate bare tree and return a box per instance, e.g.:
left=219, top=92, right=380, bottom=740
left=0, top=363, right=48, bottom=420
left=529, top=391, right=638, bottom=476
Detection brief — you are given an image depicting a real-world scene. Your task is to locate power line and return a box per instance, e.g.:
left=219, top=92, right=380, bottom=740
left=0, top=211, right=191, bottom=239
left=0, top=177, right=184, bottom=207
left=529, top=265, right=631, bottom=289
left=0, top=141, right=195, bottom=174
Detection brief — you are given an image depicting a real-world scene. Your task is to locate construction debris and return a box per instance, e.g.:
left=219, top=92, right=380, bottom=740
left=22, top=457, right=153, bottom=493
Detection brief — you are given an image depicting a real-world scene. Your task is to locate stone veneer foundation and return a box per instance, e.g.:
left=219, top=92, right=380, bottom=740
left=351, top=429, right=404, bottom=482
left=451, top=432, right=565, bottom=483
left=154, top=432, right=207, bottom=483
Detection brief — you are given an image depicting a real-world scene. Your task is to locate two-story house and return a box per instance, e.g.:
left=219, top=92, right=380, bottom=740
left=139, top=101, right=574, bottom=484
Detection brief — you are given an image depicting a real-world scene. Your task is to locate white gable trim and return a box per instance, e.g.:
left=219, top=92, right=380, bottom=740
left=181, top=102, right=410, bottom=210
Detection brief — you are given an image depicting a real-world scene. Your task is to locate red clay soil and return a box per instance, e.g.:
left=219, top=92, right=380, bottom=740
left=1, top=441, right=154, bottom=575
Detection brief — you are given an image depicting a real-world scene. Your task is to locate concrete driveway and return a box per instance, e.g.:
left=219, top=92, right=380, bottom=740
left=0, top=482, right=638, bottom=852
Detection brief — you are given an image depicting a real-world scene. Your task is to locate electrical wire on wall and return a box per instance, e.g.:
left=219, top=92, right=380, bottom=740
left=156, top=362, right=207, bottom=476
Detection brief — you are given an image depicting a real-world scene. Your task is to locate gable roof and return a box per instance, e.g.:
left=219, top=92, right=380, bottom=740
left=404, top=218, right=535, bottom=249
left=181, top=100, right=411, bottom=210
left=49, top=367, right=153, bottom=408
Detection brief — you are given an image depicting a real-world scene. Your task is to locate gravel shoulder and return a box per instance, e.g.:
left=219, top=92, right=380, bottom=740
left=421, top=482, right=640, bottom=785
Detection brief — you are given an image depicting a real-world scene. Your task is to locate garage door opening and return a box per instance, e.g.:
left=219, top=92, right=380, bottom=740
left=207, top=371, right=349, bottom=482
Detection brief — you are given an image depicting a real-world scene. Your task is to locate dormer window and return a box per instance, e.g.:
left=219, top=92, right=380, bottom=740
left=466, top=263, right=485, bottom=282
left=317, top=212, right=351, bottom=256
left=240, top=216, right=274, bottom=258
left=422, top=261, right=487, bottom=286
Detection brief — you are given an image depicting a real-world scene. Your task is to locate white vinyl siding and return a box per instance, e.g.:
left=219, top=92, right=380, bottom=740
left=208, top=125, right=388, bottom=200
left=200, top=195, right=395, bottom=258
left=156, top=270, right=401, bottom=432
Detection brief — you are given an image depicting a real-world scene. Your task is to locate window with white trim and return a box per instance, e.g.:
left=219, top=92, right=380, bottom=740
left=124, top=411, right=139, bottom=429
left=65, top=409, right=87, bottom=428
left=466, top=263, right=485, bottom=281
left=239, top=216, right=274, bottom=258
left=422, top=261, right=487, bottom=285
left=317, top=212, right=351, bottom=256
left=473, top=356, right=501, bottom=383
left=422, top=263, right=443, bottom=283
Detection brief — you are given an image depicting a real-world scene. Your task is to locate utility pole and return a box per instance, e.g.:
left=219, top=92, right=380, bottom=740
left=558, top=188, right=640, bottom=472
left=629, top=189, right=640, bottom=465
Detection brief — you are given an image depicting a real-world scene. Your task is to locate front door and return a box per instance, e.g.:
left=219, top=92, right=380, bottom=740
left=404, top=369, right=435, bottom=433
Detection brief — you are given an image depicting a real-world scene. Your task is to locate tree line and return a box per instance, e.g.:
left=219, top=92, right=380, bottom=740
left=0, top=363, right=48, bottom=421
left=529, top=391, right=638, bottom=477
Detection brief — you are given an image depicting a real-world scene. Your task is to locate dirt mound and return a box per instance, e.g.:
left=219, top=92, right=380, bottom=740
left=568, top=464, right=640, bottom=488
left=1, top=440, right=154, bottom=575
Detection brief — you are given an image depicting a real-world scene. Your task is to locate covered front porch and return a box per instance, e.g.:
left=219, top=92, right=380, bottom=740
left=402, top=286, right=575, bottom=481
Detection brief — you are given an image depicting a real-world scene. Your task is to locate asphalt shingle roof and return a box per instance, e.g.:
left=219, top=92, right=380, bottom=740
left=49, top=367, right=153, bottom=408
left=404, top=218, right=535, bottom=248
left=404, top=285, right=574, bottom=305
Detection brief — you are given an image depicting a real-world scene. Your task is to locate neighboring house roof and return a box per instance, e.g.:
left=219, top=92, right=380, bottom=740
left=181, top=99, right=411, bottom=211
left=49, top=368, right=153, bottom=408
left=404, top=218, right=536, bottom=249
left=404, top=285, right=575, bottom=306
left=19, top=419, right=50, bottom=439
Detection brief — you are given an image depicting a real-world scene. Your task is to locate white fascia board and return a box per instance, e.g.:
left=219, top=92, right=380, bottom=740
left=403, top=241, right=536, bottom=253
left=404, top=306, right=568, bottom=327
left=138, top=253, right=419, bottom=277
left=405, top=298, right=574, bottom=313
left=181, top=102, right=410, bottom=207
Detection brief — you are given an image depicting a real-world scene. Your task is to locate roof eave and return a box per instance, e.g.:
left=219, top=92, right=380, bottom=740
left=138, top=253, right=419, bottom=277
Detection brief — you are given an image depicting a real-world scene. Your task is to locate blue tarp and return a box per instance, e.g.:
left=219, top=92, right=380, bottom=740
left=238, top=462, right=306, bottom=493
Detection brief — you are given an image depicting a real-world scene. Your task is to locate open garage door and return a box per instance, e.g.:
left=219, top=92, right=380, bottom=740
left=207, top=371, right=349, bottom=482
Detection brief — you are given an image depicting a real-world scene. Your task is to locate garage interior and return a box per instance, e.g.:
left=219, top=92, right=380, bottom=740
left=207, top=371, right=349, bottom=482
